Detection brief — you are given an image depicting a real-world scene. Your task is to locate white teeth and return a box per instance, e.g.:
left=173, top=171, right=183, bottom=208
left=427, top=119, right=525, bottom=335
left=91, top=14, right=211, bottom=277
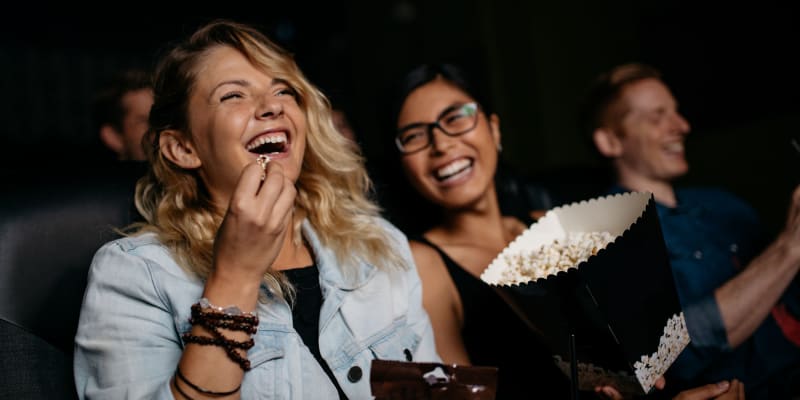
left=246, top=132, right=287, bottom=151
left=436, top=158, right=471, bottom=179
left=664, top=142, right=683, bottom=152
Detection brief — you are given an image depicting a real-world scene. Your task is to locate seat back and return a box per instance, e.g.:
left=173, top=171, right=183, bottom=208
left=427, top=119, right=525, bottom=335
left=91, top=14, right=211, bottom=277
left=0, top=161, right=145, bottom=398
left=0, top=319, right=77, bottom=399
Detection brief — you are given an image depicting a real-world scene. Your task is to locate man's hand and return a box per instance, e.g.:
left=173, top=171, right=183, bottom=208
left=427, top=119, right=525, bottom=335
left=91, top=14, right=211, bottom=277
left=595, top=378, right=744, bottom=399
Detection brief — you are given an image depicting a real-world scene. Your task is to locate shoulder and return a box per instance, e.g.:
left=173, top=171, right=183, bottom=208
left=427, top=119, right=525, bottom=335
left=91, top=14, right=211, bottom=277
left=93, top=232, right=180, bottom=271
left=88, top=232, right=198, bottom=293
left=679, top=187, right=757, bottom=214
left=408, top=239, right=453, bottom=287
left=408, top=239, right=442, bottom=266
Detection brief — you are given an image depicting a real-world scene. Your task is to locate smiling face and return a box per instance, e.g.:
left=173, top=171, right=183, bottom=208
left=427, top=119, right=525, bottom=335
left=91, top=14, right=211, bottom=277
left=397, top=78, right=501, bottom=210
left=607, top=78, right=691, bottom=183
left=178, top=45, right=307, bottom=205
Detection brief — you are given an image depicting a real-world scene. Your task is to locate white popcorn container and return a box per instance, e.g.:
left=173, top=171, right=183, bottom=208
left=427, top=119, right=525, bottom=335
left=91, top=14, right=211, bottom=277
left=481, top=191, right=690, bottom=395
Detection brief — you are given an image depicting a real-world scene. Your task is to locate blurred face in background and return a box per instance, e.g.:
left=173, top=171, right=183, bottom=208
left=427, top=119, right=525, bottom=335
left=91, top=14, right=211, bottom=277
left=396, top=78, right=501, bottom=211
left=604, top=78, right=691, bottom=183
left=119, top=88, right=153, bottom=161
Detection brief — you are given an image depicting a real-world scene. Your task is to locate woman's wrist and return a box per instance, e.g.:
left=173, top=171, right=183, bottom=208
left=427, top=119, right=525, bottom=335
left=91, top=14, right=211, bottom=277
left=203, top=272, right=261, bottom=313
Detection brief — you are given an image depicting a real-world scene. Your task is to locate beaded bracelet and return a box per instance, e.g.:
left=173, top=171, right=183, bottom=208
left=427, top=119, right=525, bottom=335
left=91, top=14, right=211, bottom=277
left=174, top=366, right=241, bottom=397
left=185, top=298, right=258, bottom=371
left=198, top=298, right=257, bottom=318
left=189, top=316, right=258, bottom=335
left=192, top=305, right=258, bottom=325
left=182, top=332, right=255, bottom=350
left=182, top=331, right=254, bottom=371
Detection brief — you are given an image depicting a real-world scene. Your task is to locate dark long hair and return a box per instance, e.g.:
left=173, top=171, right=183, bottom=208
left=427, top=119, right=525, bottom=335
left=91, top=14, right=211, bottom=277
left=377, top=63, right=495, bottom=236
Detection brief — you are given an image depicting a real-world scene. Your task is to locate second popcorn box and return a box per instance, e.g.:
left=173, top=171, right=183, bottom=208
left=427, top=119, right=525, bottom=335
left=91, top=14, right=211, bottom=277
left=481, top=191, right=689, bottom=395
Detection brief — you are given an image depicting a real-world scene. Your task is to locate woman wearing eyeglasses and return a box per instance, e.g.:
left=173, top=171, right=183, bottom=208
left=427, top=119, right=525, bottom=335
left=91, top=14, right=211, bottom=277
left=381, top=63, right=747, bottom=400
left=381, top=63, right=570, bottom=399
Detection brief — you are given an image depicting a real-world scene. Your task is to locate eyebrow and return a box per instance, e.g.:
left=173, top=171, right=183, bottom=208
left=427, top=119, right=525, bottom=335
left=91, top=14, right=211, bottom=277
left=436, top=103, right=463, bottom=119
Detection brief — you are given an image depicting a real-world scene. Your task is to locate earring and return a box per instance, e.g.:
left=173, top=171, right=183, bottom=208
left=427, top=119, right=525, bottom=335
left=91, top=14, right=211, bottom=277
left=497, top=142, right=503, bottom=153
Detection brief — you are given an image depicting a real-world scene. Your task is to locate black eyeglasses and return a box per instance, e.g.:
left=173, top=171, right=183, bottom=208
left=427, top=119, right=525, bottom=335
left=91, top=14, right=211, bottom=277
left=395, top=102, right=480, bottom=154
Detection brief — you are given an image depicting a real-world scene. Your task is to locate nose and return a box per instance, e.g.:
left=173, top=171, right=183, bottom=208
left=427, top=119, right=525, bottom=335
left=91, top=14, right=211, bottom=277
left=672, top=112, right=690, bottom=135
left=257, top=97, right=283, bottom=119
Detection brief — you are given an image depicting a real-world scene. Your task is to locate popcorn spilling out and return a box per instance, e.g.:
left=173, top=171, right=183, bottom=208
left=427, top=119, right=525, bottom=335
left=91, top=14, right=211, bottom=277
left=256, top=154, right=271, bottom=170
left=632, top=312, right=690, bottom=392
left=498, top=231, right=615, bottom=284
left=257, top=155, right=270, bottom=181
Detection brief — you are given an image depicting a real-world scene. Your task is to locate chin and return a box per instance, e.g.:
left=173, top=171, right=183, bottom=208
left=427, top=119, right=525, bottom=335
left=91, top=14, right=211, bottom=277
left=665, top=166, right=689, bottom=180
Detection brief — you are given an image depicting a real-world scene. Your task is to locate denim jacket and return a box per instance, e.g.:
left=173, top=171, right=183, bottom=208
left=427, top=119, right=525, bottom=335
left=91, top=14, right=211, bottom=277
left=74, top=218, right=440, bottom=399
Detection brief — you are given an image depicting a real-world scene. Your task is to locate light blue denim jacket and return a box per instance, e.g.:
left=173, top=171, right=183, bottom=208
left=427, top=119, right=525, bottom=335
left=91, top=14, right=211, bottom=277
left=74, top=218, right=440, bottom=399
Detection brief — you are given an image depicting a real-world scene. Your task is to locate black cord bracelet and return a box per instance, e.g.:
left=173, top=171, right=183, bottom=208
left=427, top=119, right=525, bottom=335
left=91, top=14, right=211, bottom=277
left=172, top=375, right=196, bottom=400
left=175, top=366, right=242, bottom=397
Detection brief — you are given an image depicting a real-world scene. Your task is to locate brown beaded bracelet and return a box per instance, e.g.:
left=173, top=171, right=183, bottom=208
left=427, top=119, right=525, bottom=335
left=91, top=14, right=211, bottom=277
left=189, top=315, right=258, bottom=334
left=182, top=329, right=254, bottom=371
left=182, top=332, right=255, bottom=350
left=182, top=334, right=252, bottom=371
left=185, top=299, right=258, bottom=372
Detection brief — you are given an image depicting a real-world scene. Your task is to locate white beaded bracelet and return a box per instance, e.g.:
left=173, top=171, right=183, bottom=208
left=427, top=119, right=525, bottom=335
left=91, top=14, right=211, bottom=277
left=197, top=298, right=257, bottom=318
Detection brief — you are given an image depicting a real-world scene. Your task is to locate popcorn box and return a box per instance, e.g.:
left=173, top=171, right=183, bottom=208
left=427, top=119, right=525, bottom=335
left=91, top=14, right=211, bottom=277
left=480, top=191, right=690, bottom=395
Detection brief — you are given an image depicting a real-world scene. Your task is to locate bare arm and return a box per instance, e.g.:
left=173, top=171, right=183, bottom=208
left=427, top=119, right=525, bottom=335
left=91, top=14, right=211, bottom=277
left=409, top=240, right=471, bottom=365
left=716, top=185, right=800, bottom=347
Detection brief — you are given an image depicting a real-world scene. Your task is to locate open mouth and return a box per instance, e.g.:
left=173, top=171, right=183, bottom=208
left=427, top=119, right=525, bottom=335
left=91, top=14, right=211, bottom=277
left=434, top=158, right=473, bottom=182
left=246, top=131, right=288, bottom=155
left=662, top=141, right=684, bottom=156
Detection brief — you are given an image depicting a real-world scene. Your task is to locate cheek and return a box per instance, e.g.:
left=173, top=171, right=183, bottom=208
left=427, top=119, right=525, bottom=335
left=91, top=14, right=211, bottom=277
left=401, top=157, right=427, bottom=183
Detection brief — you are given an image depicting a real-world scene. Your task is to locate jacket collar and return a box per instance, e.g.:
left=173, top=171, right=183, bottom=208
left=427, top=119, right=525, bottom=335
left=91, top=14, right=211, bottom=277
left=302, top=219, right=377, bottom=291
left=302, top=219, right=381, bottom=332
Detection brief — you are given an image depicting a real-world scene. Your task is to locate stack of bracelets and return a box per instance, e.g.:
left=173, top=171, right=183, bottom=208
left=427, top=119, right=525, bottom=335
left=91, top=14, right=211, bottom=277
left=173, top=298, right=259, bottom=399
left=182, top=298, right=259, bottom=371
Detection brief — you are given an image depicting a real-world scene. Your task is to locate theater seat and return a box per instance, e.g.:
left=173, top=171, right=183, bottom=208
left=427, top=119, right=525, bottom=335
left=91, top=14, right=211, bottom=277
left=0, top=161, right=145, bottom=399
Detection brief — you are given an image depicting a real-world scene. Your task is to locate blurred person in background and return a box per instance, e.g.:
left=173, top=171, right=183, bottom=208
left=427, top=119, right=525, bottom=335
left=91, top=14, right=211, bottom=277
left=92, top=67, right=153, bottom=161
left=586, top=62, right=800, bottom=399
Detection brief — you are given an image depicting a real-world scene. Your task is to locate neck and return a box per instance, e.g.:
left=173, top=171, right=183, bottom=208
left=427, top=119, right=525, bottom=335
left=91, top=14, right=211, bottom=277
left=273, top=222, right=313, bottom=271
left=436, top=188, right=514, bottom=247
left=617, top=169, right=677, bottom=208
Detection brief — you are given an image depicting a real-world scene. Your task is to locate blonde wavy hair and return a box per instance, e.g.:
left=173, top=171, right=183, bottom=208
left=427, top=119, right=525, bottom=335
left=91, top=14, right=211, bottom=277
left=131, top=20, right=406, bottom=296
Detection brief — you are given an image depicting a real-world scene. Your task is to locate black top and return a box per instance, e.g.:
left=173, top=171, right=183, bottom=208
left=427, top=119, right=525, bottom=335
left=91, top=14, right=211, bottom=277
left=412, top=235, right=571, bottom=399
left=283, top=265, right=348, bottom=400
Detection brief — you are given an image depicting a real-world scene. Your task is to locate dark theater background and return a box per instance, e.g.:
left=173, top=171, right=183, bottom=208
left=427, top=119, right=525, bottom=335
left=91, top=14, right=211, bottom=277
left=1, top=0, right=798, bottom=235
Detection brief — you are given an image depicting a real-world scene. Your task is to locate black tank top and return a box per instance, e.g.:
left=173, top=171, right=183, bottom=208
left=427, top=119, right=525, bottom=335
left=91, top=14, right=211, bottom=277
left=412, top=234, right=570, bottom=399
left=284, top=265, right=348, bottom=400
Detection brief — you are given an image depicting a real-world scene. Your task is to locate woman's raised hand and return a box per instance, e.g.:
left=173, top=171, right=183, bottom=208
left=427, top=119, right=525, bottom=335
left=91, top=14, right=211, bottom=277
left=212, top=159, right=297, bottom=283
